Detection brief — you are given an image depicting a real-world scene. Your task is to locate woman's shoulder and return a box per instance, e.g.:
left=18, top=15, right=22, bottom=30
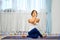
left=36, top=18, right=40, bottom=23
left=28, top=18, right=32, bottom=23
left=36, top=18, right=40, bottom=21
left=28, top=18, right=31, bottom=21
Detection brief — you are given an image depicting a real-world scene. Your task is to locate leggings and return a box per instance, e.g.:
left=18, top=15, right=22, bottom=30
left=28, top=28, right=43, bottom=38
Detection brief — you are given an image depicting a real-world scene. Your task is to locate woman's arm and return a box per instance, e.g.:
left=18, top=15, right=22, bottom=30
left=28, top=19, right=30, bottom=23
left=33, top=21, right=36, bottom=25
left=28, top=18, right=35, bottom=23
left=36, top=18, right=40, bottom=23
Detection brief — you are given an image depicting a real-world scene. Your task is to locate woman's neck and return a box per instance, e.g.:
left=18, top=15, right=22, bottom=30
left=32, top=16, right=36, bottom=18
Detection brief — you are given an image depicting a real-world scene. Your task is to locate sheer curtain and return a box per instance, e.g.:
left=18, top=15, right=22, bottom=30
left=0, top=0, right=51, bottom=35
left=1, top=0, right=46, bottom=11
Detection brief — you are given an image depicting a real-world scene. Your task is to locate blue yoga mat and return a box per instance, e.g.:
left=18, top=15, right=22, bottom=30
left=2, top=36, right=60, bottom=39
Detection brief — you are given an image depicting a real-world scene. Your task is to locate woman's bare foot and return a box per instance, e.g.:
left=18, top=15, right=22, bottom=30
left=21, top=34, right=27, bottom=38
left=43, top=34, right=47, bottom=38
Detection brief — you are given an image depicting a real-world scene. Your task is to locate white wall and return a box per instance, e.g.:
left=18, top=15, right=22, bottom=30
left=51, top=0, right=60, bottom=34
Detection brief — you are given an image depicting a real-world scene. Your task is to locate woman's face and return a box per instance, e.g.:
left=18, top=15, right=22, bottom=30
left=32, top=11, right=37, bottom=17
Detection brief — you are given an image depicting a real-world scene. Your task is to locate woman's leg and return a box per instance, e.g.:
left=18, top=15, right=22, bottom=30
left=28, top=34, right=38, bottom=38
left=28, top=28, right=37, bottom=35
left=28, top=28, right=43, bottom=38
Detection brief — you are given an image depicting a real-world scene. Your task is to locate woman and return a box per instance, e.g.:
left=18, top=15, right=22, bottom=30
left=21, top=10, right=47, bottom=38
left=27, top=10, right=44, bottom=38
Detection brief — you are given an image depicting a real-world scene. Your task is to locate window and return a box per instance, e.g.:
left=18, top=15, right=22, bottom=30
left=1, top=0, right=46, bottom=11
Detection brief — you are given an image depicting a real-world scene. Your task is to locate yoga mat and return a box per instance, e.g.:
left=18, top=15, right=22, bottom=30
left=2, top=36, right=60, bottom=39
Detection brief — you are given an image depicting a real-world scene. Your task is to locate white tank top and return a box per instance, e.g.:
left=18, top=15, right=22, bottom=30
left=28, top=23, right=39, bottom=32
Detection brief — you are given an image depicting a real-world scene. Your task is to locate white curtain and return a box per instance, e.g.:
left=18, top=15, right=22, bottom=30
left=0, top=10, right=47, bottom=35
left=0, top=0, right=47, bottom=35
left=1, top=0, right=46, bottom=11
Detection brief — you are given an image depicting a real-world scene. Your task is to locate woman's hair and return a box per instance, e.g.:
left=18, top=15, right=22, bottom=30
left=31, top=10, right=38, bottom=16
